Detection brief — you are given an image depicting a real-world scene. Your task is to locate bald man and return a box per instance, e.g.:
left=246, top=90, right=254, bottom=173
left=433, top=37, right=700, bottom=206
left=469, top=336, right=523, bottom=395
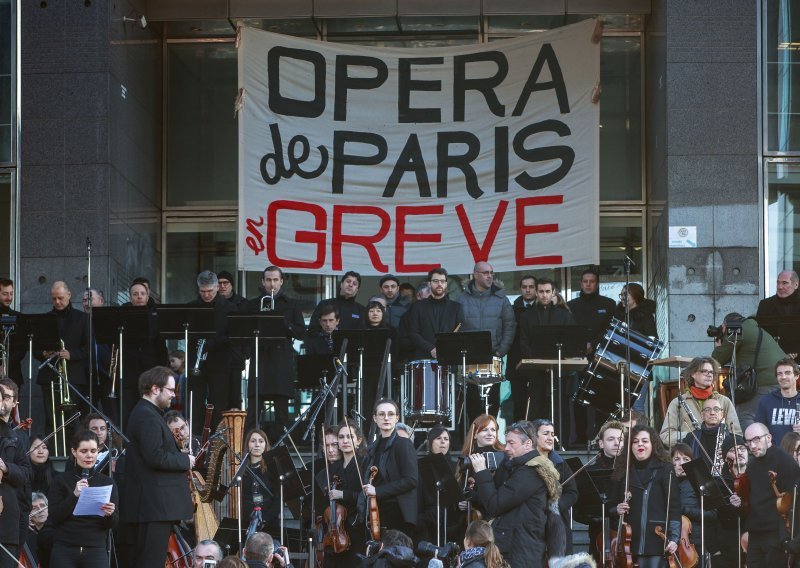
left=743, top=422, right=800, bottom=567
left=37, top=281, right=90, bottom=435
left=757, top=269, right=800, bottom=319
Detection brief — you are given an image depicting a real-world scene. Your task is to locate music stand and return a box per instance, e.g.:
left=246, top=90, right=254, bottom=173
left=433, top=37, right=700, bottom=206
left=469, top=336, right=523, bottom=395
left=524, top=326, right=588, bottom=443
left=213, top=517, right=242, bottom=556
left=265, top=445, right=308, bottom=545
left=333, top=328, right=390, bottom=419
left=92, top=306, right=150, bottom=431
left=434, top=331, right=492, bottom=442
left=419, top=454, right=461, bottom=546
left=682, top=459, right=725, bottom=564
left=227, top=313, right=285, bottom=421
left=15, top=313, right=58, bottom=418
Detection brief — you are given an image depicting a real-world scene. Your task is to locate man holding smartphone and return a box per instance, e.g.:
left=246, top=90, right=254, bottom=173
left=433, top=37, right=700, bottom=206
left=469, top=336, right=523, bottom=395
left=243, top=532, right=293, bottom=568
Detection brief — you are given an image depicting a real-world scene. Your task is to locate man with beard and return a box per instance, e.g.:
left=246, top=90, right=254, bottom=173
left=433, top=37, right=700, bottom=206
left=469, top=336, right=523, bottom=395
left=37, top=281, right=90, bottom=435
left=308, top=271, right=367, bottom=333
left=378, top=275, right=409, bottom=329
left=406, top=268, right=464, bottom=361
left=0, top=278, right=25, bottom=387
left=242, top=266, right=305, bottom=438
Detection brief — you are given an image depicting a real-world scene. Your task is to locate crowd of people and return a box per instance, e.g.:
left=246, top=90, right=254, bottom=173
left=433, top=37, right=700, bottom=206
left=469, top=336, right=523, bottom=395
left=0, top=266, right=799, bottom=567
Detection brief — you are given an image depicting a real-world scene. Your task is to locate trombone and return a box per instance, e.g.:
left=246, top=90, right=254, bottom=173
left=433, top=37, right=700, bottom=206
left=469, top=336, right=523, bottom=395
left=260, top=289, right=275, bottom=311
left=49, top=339, right=76, bottom=456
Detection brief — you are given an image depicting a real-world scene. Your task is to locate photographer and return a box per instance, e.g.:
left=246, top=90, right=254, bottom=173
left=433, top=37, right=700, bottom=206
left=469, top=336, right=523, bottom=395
left=711, top=312, right=787, bottom=429
left=193, top=540, right=223, bottom=567
left=361, top=529, right=417, bottom=568
left=242, top=532, right=293, bottom=568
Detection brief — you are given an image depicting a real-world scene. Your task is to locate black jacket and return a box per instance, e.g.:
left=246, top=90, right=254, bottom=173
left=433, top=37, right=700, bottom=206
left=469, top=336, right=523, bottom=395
left=0, top=307, right=26, bottom=386
left=474, top=450, right=546, bottom=568
left=567, top=291, right=616, bottom=347
left=518, top=303, right=576, bottom=359
left=242, top=289, right=306, bottom=398
left=309, top=296, right=367, bottom=334
left=46, top=470, right=118, bottom=547
left=118, top=303, right=168, bottom=396
left=187, top=293, right=239, bottom=373
left=361, top=545, right=417, bottom=568
left=550, top=451, right=579, bottom=554
left=757, top=289, right=800, bottom=319
left=610, top=459, right=680, bottom=556
left=365, top=432, right=419, bottom=526
left=0, top=420, right=31, bottom=546
left=506, top=297, right=534, bottom=379
left=36, top=304, right=89, bottom=386
left=614, top=299, right=658, bottom=339
left=120, top=398, right=193, bottom=523
left=745, top=444, right=800, bottom=535
left=406, top=297, right=465, bottom=360
left=240, top=462, right=280, bottom=533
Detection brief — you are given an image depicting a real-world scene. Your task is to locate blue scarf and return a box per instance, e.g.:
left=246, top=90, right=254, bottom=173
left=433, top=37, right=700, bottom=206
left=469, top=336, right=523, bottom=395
left=459, top=547, right=485, bottom=565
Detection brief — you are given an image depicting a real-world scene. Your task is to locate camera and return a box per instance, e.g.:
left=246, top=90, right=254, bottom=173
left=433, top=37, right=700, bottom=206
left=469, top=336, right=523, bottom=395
left=706, top=320, right=742, bottom=340
left=203, top=561, right=217, bottom=568
left=416, top=541, right=460, bottom=560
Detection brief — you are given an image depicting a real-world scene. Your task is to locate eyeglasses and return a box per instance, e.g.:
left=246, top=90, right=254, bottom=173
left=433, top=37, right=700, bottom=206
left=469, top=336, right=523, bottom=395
left=161, top=386, right=176, bottom=394
left=701, top=407, right=723, bottom=414
left=696, top=369, right=714, bottom=376
left=745, top=433, right=769, bottom=446
left=430, top=279, right=447, bottom=285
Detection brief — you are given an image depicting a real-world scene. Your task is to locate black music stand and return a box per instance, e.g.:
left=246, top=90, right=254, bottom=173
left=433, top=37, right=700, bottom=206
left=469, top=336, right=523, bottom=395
left=297, top=354, right=337, bottom=424
left=228, top=313, right=286, bottom=427
left=435, top=331, right=492, bottom=443
left=265, top=445, right=308, bottom=545
left=682, top=459, right=726, bottom=510
left=15, top=313, right=58, bottom=418
left=526, top=326, right=588, bottom=444
left=92, top=306, right=150, bottom=431
left=213, top=517, right=242, bottom=556
left=419, top=454, right=461, bottom=546
left=566, top=457, right=611, bottom=523
left=333, top=328, right=390, bottom=419
left=757, top=316, right=800, bottom=356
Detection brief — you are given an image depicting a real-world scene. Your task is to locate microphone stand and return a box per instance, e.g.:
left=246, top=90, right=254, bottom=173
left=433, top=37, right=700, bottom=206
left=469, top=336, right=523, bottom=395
left=26, top=412, right=82, bottom=455
left=622, top=254, right=634, bottom=417
left=65, top=380, right=130, bottom=445
left=86, top=237, right=94, bottom=405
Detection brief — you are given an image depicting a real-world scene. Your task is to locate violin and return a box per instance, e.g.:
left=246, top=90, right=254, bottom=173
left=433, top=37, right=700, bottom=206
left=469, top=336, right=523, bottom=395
left=322, top=475, right=350, bottom=554
left=654, top=515, right=699, bottom=568
left=608, top=514, right=634, bottom=568
left=367, top=466, right=381, bottom=542
left=769, top=470, right=793, bottom=534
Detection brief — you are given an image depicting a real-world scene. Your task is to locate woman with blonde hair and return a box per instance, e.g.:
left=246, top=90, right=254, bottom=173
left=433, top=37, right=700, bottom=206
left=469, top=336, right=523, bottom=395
left=459, top=520, right=509, bottom=568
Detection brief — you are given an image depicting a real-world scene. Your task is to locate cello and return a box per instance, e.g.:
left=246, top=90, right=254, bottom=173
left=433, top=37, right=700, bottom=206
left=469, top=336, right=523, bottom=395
left=654, top=471, right=698, bottom=568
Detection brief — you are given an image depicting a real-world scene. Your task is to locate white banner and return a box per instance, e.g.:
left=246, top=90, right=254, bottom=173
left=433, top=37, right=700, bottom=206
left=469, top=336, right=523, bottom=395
left=237, top=20, right=600, bottom=275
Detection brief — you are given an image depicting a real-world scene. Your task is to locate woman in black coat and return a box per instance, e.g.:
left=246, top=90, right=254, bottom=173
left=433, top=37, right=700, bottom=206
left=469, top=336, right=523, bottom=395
left=611, top=425, right=680, bottom=568
left=362, top=301, right=400, bottom=411
left=29, top=434, right=55, bottom=495
left=417, top=426, right=463, bottom=545
left=240, top=429, right=280, bottom=534
left=615, top=283, right=658, bottom=338
left=47, top=430, right=118, bottom=567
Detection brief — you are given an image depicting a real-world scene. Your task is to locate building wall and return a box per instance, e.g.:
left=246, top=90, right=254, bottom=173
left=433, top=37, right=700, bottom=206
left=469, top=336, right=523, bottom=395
left=663, top=0, right=759, bottom=360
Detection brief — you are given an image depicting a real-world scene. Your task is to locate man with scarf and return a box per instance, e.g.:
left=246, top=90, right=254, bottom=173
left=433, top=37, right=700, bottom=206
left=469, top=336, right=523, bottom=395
left=757, top=270, right=800, bottom=319
left=660, top=356, right=742, bottom=446
left=242, top=265, right=305, bottom=438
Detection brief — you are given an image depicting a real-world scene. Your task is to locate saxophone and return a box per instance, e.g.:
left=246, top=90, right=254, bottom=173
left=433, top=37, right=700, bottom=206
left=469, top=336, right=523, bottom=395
left=710, top=421, right=727, bottom=478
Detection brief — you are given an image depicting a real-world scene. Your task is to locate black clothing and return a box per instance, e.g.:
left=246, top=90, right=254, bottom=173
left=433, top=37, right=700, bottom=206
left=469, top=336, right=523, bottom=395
left=50, top=544, right=108, bottom=567
left=757, top=289, right=800, bottom=319
left=416, top=453, right=462, bottom=545
left=323, top=455, right=369, bottom=567
left=746, top=445, right=800, bottom=535
left=304, top=331, right=335, bottom=355
left=0, top=306, right=26, bottom=386
left=240, top=462, right=280, bottom=534
left=360, top=545, right=417, bottom=568
left=614, top=299, right=658, bottom=339
left=36, top=304, right=89, bottom=386
left=46, top=469, right=118, bottom=548
left=518, top=303, right=576, bottom=351
left=676, top=475, right=716, bottom=550
left=364, top=432, right=419, bottom=527
left=507, top=297, right=535, bottom=421
left=30, top=461, right=53, bottom=496
left=567, top=291, right=616, bottom=346
left=224, top=291, right=248, bottom=310
left=406, top=297, right=465, bottom=361
left=681, top=425, right=721, bottom=470
left=473, top=449, right=546, bottom=568
left=309, top=296, right=368, bottom=334
left=609, top=459, right=680, bottom=557
left=0, top=420, right=31, bottom=547
left=550, top=451, right=579, bottom=555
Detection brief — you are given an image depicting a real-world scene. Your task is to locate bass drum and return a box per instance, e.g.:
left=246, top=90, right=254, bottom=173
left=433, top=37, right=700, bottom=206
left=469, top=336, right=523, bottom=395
left=402, top=360, right=453, bottom=424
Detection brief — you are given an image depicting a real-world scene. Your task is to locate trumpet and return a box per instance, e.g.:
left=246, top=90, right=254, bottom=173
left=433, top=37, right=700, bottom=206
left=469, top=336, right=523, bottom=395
left=107, top=344, right=119, bottom=399
left=191, top=339, right=207, bottom=376
left=260, top=289, right=275, bottom=311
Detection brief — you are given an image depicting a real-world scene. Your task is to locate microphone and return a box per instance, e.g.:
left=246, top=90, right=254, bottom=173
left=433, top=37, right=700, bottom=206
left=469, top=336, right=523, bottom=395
left=81, top=469, right=90, bottom=480
left=333, top=357, right=348, bottom=376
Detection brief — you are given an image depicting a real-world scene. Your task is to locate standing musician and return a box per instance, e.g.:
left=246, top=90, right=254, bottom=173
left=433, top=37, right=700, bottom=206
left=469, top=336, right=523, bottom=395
left=242, top=266, right=306, bottom=440
left=506, top=275, right=537, bottom=422
left=46, top=430, right=118, bottom=567
left=0, top=278, right=26, bottom=387
left=417, top=426, right=461, bottom=544
left=320, top=420, right=367, bottom=566
left=37, top=281, right=90, bottom=436
left=584, top=420, right=624, bottom=564
left=82, top=287, right=111, bottom=411
left=188, top=271, right=240, bottom=431
left=610, top=425, right=680, bottom=568
left=120, top=366, right=194, bottom=568
left=671, top=443, right=718, bottom=560
left=303, top=306, right=339, bottom=356
left=742, top=422, right=800, bottom=567
left=240, top=429, right=280, bottom=536
left=718, top=434, right=747, bottom=568
left=120, top=281, right=169, bottom=426
left=529, top=418, right=579, bottom=555
left=680, top=393, right=735, bottom=469
left=83, top=412, right=122, bottom=475
left=406, top=267, right=465, bottom=361
left=0, top=379, right=31, bottom=566
left=457, top=414, right=506, bottom=522
left=362, top=399, right=419, bottom=537
left=660, top=356, right=741, bottom=447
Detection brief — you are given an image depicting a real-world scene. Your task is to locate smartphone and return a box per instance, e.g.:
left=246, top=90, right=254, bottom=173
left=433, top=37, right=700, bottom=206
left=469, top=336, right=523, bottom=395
left=485, top=452, right=498, bottom=471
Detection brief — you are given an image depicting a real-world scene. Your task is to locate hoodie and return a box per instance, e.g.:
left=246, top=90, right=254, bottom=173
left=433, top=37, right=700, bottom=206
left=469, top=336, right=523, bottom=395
left=754, top=387, right=800, bottom=442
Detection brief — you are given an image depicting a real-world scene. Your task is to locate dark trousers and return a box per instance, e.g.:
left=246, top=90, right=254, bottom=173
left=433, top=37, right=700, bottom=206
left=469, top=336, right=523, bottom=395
left=190, top=367, right=242, bottom=435
left=132, top=521, right=173, bottom=568
left=51, top=544, right=108, bottom=567
left=634, top=556, right=667, bottom=568
left=466, top=384, right=500, bottom=424
left=509, top=372, right=534, bottom=421
left=747, top=531, right=787, bottom=568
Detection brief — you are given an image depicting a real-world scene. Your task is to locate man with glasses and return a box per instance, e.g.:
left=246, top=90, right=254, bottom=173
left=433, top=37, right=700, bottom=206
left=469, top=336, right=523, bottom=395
left=456, top=261, right=515, bottom=419
left=742, top=422, right=800, bottom=567
left=755, top=357, right=800, bottom=443
left=660, top=356, right=741, bottom=446
left=681, top=394, right=735, bottom=468
left=121, top=366, right=194, bottom=568
left=469, top=420, right=554, bottom=568
left=406, top=268, right=464, bottom=360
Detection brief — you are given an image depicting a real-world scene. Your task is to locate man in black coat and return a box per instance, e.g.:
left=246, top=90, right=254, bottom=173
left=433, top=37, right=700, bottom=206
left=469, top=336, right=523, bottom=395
left=470, top=421, right=548, bottom=568
left=507, top=275, right=537, bottom=421
left=0, top=278, right=26, bottom=387
left=406, top=268, right=465, bottom=361
left=217, top=270, right=249, bottom=310
left=120, top=366, right=194, bottom=568
left=308, top=271, right=367, bottom=334
left=187, top=271, right=240, bottom=431
left=757, top=270, right=800, bottom=319
left=36, top=281, right=90, bottom=436
left=242, top=266, right=305, bottom=439
left=0, top=379, right=31, bottom=567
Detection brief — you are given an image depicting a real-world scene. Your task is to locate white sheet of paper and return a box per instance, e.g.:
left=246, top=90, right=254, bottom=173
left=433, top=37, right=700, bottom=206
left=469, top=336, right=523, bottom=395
left=73, top=485, right=112, bottom=517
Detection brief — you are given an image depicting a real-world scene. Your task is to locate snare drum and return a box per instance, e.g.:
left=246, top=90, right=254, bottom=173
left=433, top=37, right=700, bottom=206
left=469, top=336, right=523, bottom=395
left=464, top=356, right=505, bottom=385
left=402, top=360, right=453, bottom=423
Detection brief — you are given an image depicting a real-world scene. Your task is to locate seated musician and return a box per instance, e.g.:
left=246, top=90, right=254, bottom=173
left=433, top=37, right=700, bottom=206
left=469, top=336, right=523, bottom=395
left=660, top=356, right=741, bottom=446
left=457, top=415, right=506, bottom=521
left=240, top=429, right=280, bottom=536
left=83, top=413, right=123, bottom=475
left=362, top=399, right=419, bottom=537
left=164, top=410, right=205, bottom=480
left=26, top=492, right=48, bottom=567
left=320, top=420, right=367, bottom=566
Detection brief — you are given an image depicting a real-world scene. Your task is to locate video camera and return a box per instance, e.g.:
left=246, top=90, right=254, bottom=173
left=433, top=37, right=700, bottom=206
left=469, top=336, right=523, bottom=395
left=706, top=320, right=743, bottom=340
left=416, top=541, right=461, bottom=561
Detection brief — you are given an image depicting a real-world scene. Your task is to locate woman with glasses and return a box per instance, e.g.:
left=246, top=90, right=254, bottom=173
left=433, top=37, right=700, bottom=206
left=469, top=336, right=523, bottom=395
left=457, top=415, right=506, bottom=522
left=363, top=398, right=419, bottom=537
left=660, top=356, right=741, bottom=447
left=529, top=418, right=579, bottom=555
left=611, top=425, right=680, bottom=568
